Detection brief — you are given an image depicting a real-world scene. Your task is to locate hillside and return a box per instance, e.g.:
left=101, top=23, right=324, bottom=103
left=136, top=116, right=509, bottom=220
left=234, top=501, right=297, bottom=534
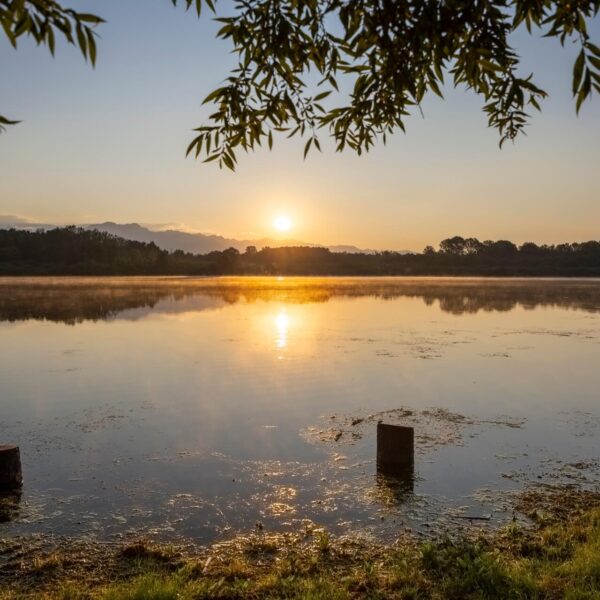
left=0, top=216, right=377, bottom=255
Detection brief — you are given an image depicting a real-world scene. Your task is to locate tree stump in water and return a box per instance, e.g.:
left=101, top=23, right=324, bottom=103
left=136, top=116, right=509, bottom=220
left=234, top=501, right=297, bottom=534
left=0, top=445, right=22, bottom=490
left=376, top=423, right=414, bottom=476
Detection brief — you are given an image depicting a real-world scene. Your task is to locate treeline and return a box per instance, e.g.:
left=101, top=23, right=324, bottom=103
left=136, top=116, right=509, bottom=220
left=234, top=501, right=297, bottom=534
left=1, top=227, right=600, bottom=276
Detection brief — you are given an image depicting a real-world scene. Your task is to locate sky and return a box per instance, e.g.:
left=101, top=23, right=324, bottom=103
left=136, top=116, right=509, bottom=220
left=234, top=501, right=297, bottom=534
left=0, top=1, right=599, bottom=251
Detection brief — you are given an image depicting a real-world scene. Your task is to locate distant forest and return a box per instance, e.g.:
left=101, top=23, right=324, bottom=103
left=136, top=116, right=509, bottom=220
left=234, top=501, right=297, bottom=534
left=1, top=227, right=600, bottom=277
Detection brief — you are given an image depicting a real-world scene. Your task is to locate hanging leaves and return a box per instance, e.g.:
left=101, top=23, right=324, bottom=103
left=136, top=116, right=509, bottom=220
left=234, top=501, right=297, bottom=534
left=0, top=0, right=104, bottom=133
left=179, top=0, right=599, bottom=169
left=2, top=1, right=599, bottom=158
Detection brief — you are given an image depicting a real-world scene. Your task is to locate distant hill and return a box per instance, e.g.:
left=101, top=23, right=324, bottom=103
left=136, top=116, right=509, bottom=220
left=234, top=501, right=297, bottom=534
left=0, top=216, right=380, bottom=254
left=86, top=222, right=243, bottom=254
left=86, top=222, right=379, bottom=254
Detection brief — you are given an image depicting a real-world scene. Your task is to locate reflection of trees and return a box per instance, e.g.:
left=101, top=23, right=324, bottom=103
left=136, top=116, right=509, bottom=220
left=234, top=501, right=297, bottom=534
left=0, top=283, right=171, bottom=325
left=0, top=277, right=599, bottom=323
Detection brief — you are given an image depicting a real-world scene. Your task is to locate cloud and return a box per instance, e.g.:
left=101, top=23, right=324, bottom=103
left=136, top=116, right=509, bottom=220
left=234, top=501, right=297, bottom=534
left=0, top=215, right=35, bottom=225
left=140, top=222, right=205, bottom=234
left=0, top=215, right=61, bottom=230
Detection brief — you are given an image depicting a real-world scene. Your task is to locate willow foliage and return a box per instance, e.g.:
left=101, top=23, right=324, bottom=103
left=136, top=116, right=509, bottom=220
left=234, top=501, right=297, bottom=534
left=2, top=0, right=599, bottom=169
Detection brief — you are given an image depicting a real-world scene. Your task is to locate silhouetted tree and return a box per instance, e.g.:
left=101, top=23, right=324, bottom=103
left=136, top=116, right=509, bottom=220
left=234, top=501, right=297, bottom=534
left=520, top=242, right=541, bottom=255
left=440, top=236, right=467, bottom=256
left=464, top=238, right=483, bottom=255
left=2, top=228, right=600, bottom=277
left=483, top=240, right=519, bottom=256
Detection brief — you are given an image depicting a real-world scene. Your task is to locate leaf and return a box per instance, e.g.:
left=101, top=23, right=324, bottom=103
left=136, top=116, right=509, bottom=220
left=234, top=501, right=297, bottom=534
left=314, top=90, right=332, bottom=101
left=573, top=49, right=585, bottom=95
left=479, top=59, right=503, bottom=73
left=303, top=137, right=313, bottom=159
left=576, top=70, right=592, bottom=114
left=529, top=96, right=541, bottom=111
left=221, top=153, right=235, bottom=170
left=87, top=30, right=97, bottom=66
left=47, top=26, right=55, bottom=55
left=77, top=14, right=105, bottom=24
left=76, top=24, right=88, bottom=60
left=202, top=88, right=226, bottom=104
left=0, top=115, right=21, bottom=133
left=186, top=135, right=202, bottom=157
left=429, top=78, right=444, bottom=98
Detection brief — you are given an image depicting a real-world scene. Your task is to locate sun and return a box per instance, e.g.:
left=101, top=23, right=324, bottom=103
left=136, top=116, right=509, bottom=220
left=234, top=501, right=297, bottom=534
left=273, top=215, right=292, bottom=233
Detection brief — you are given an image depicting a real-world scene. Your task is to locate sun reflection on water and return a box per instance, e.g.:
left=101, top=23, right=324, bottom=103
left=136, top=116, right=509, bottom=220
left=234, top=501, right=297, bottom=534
left=275, top=309, right=289, bottom=350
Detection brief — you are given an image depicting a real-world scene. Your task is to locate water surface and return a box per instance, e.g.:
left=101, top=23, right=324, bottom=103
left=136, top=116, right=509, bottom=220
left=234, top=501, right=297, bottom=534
left=0, top=277, right=599, bottom=542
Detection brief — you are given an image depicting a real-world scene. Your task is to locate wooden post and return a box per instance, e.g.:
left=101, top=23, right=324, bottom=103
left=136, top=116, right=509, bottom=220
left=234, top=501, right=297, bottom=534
left=0, top=445, right=23, bottom=490
left=376, top=423, right=414, bottom=476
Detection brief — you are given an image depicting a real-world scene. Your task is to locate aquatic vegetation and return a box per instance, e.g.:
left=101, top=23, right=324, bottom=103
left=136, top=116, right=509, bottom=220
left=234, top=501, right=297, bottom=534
left=1, top=488, right=598, bottom=599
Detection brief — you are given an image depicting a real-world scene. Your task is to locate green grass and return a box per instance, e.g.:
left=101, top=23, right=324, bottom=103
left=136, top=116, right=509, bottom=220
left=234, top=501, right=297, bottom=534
left=2, top=501, right=599, bottom=599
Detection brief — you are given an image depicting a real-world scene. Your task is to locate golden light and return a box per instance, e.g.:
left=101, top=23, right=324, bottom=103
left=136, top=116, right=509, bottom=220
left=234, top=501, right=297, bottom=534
left=275, top=309, right=290, bottom=349
left=273, top=215, right=292, bottom=233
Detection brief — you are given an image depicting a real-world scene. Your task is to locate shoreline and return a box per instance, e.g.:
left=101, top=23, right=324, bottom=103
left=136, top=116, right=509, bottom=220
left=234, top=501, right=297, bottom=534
left=2, top=485, right=598, bottom=599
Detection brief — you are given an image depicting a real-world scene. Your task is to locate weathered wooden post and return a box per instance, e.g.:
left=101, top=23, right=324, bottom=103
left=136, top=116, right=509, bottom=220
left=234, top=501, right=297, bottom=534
left=0, top=445, right=23, bottom=490
left=376, top=423, right=414, bottom=476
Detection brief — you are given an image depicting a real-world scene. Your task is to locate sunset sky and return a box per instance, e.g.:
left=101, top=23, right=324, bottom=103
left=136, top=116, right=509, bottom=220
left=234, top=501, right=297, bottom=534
left=0, top=0, right=599, bottom=251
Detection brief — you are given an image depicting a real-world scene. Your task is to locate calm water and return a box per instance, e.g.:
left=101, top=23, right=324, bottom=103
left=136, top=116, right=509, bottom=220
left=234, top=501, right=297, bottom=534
left=0, top=277, right=599, bottom=543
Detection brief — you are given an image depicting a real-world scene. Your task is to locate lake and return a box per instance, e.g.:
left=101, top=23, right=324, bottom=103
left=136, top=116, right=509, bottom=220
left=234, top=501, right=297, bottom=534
left=0, top=277, right=599, bottom=543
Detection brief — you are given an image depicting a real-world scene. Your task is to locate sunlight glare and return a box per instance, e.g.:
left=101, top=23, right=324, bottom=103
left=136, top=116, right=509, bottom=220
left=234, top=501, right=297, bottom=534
left=274, top=215, right=292, bottom=233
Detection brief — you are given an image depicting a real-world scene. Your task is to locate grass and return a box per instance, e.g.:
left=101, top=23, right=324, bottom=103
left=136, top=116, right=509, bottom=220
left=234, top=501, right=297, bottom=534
left=1, top=490, right=599, bottom=599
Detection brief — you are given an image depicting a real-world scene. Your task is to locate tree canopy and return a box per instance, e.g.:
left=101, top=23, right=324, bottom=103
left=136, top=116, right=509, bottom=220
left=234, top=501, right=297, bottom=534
left=0, top=0, right=102, bottom=130
left=2, top=227, right=600, bottom=276
left=1, top=0, right=599, bottom=168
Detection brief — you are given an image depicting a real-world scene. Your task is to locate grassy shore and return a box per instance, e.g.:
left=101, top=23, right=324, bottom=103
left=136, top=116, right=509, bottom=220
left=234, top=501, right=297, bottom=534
left=1, top=488, right=599, bottom=599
